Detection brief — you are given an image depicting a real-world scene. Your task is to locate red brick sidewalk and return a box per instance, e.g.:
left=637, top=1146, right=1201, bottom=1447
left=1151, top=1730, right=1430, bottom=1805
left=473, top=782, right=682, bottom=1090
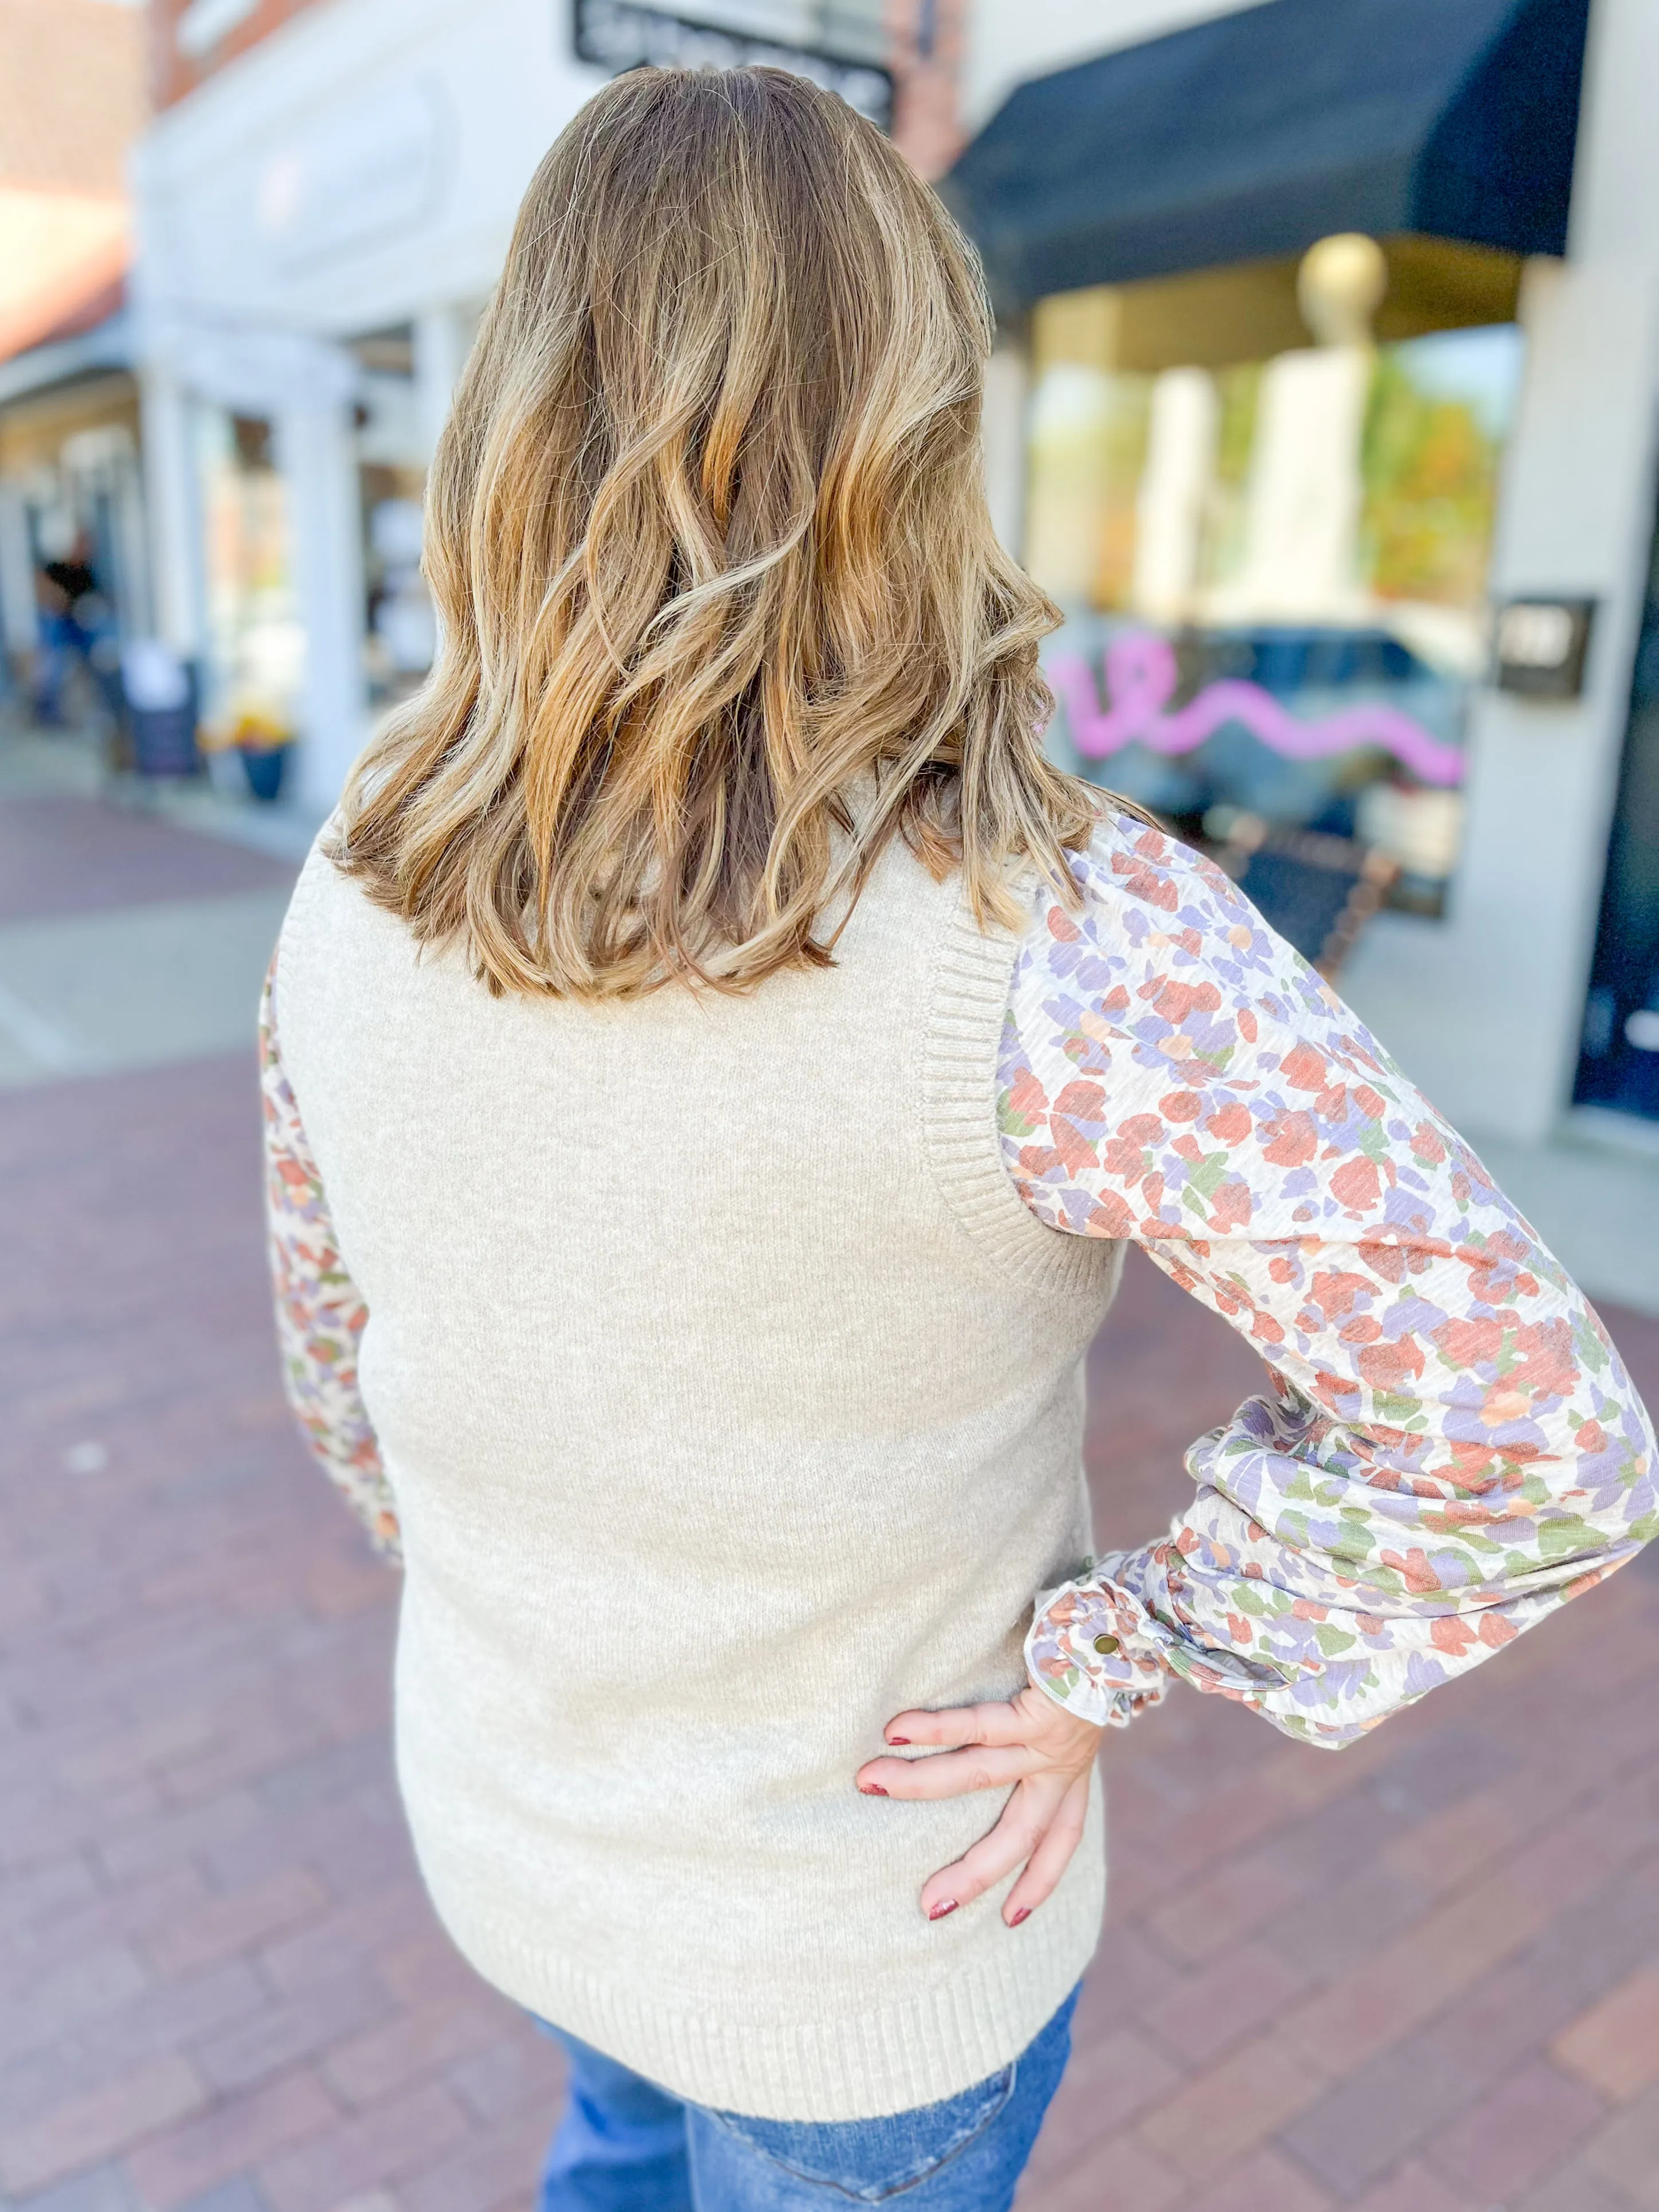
left=2, top=803, right=1657, bottom=2212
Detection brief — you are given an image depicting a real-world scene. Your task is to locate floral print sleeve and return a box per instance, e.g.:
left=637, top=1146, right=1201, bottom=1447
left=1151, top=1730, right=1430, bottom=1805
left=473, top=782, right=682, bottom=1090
left=1005, top=811, right=1656, bottom=1748
left=260, top=956, right=401, bottom=1561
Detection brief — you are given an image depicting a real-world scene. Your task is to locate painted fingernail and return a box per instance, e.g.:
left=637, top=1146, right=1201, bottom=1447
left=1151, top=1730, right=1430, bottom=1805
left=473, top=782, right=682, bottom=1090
left=1009, top=1907, right=1031, bottom=1927
left=860, top=1783, right=888, bottom=1796
left=928, top=1899, right=958, bottom=1921
left=887, top=1736, right=910, bottom=1745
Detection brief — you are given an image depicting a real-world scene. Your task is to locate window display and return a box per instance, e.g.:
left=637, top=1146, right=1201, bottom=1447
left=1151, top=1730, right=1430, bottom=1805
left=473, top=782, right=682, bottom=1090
left=197, top=408, right=303, bottom=759
left=1026, top=240, right=1523, bottom=916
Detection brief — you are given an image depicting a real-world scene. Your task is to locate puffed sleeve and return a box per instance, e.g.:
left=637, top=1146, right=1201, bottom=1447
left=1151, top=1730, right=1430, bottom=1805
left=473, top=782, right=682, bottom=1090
left=1000, top=812, right=1656, bottom=1746
left=261, top=953, right=400, bottom=1561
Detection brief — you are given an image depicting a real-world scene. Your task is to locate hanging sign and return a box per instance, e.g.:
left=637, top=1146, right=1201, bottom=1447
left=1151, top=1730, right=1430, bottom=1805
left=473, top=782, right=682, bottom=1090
left=570, top=0, right=894, bottom=129
left=1492, top=597, right=1597, bottom=699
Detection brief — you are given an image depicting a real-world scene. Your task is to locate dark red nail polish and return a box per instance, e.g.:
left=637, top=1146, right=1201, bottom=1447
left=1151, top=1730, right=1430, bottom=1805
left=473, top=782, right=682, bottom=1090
left=860, top=1783, right=887, bottom=1796
left=928, top=1898, right=957, bottom=1920
left=1010, top=1907, right=1031, bottom=1927
left=887, top=1736, right=910, bottom=1745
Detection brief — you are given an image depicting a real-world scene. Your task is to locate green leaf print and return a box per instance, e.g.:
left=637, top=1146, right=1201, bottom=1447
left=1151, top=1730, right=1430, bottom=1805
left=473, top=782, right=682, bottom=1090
left=1184, top=1152, right=1231, bottom=1201
left=1371, top=1390, right=1424, bottom=1425
left=1535, top=1513, right=1600, bottom=1562
left=1572, top=1314, right=1611, bottom=1375
left=1328, top=1527, right=1374, bottom=1568
left=996, top=1086, right=1044, bottom=1139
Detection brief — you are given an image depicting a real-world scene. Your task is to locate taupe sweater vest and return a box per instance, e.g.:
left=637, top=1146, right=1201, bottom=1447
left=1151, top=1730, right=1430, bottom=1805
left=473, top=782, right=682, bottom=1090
left=275, top=835, right=1124, bottom=2120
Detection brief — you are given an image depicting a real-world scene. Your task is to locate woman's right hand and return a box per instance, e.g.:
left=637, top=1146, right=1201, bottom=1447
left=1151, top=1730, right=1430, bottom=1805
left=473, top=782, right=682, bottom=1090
left=855, top=1679, right=1103, bottom=1926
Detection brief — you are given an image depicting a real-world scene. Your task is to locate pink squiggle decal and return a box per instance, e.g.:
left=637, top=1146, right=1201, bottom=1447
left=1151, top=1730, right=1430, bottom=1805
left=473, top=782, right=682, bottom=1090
left=1050, top=631, right=1465, bottom=788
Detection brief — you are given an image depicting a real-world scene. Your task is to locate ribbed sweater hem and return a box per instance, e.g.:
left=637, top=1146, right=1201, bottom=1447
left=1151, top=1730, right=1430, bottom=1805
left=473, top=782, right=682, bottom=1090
left=416, top=1836, right=1106, bottom=2121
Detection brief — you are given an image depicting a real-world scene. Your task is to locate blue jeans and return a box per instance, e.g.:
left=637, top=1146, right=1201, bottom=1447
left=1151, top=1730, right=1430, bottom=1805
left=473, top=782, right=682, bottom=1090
left=535, top=1987, right=1077, bottom=2209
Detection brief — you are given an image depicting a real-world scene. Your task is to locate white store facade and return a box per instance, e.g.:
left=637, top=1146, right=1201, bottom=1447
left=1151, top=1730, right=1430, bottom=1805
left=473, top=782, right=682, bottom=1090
left=134, top=0, right=1659, bottom=1202
left=133, top=0, right=897, bottom=815
left=136, top=0, right=616, bottom=815
left=954, top=0, right=1659, bottom=1171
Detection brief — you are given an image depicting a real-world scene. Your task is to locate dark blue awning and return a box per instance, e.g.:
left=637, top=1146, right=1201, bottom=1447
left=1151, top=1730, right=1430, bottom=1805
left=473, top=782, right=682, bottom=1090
left=942, top=0, right=1589, bottom=309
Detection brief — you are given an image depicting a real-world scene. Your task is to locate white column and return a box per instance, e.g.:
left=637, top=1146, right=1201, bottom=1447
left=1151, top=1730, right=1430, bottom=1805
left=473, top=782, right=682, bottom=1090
left=413, top=304, right=473, bottom=463
left=981, top=341, right=1029, bottom=556
left=1228, top=347, right=1371, bottom=624
left=111, top=445, right=154, bottom=641
left=138, top=362, right=207, bottom=656
left=0, top=480, right=35, bottom=662
left=276, top=365, right=369, bottom=814
left=1132, top=366, right=1218, bottom=625
left=1339, top=0, right=1659, bottom=1146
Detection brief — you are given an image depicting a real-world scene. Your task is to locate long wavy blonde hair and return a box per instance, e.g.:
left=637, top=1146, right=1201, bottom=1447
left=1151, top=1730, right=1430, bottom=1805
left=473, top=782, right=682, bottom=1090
left=335, top=64, right=1101, bottom=997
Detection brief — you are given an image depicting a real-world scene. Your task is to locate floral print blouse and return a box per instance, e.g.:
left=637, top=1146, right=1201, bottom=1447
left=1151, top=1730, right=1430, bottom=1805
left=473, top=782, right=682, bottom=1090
left=261, top=992, right=399, bottom=1555
left=261, top=812, right=1656, bottom=1750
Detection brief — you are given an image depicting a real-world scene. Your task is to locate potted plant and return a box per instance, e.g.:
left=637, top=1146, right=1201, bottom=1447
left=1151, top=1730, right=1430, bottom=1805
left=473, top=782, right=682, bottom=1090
left=228, top=706, right=294, bottom=802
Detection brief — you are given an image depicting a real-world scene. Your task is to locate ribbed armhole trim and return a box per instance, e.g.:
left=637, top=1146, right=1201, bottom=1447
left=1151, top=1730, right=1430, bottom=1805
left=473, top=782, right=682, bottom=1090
left=274, top=826, right=339, bottom=953
left=922, top=887, right=1120, bottom=1298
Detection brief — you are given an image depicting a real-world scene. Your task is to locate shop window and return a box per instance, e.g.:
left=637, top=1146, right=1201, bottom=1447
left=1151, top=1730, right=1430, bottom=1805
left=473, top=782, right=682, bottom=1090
left=349, top=329, right=436, bottom=708
left=197, top=408, right=303, bottom=752
left=361, top=466, right=434, bottom=706
left=1024, top=238, right=1523, bottom=918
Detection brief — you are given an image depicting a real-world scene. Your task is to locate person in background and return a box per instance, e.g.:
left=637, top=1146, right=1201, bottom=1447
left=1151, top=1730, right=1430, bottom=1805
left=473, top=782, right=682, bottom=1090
left=260, top=67, right=1656, bottom=2212
left=33, top=528, right=113, bottom=726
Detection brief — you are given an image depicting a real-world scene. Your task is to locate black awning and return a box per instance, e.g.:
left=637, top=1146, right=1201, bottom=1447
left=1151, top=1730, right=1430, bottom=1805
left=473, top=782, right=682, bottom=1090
left=942, top=0, right=1590, bottom=309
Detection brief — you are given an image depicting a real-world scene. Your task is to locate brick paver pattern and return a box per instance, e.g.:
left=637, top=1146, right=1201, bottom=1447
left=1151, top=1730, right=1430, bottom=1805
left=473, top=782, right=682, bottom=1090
left=2, top=793, right=1657, bottom=2212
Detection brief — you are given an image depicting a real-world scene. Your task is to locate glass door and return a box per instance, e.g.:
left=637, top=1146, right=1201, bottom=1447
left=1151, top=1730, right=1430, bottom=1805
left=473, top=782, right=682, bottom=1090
left=1575, top=492, right=1659, bottom=1123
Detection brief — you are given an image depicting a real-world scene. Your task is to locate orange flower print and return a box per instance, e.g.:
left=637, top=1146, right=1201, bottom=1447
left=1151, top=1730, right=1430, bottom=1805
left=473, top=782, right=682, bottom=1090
left=1382, top=1547, right=1443, bottom=1594
left=1111, top=849, right=1180, bottom=913
left=1433, top=1314, right=1507, bottom=1369
left=1263, top=1109, right=1318, bottom=1166
left=1208, top=1179, right=1254, bottom=1234
left=1280, top=1042, right=1329, bottom=1092
left=1000, top=1061, right=1049, bottom=1139
left=1329, top=1155, right=1382, bottom=1214
left=1206, top=1100, right=1253, bottom=1145
left=1356, top=1334, right=1426, bottom=1396
left=1308, top=1269, right=1375, bottom=1321
left=1510, top=1319, right=1577, bottom=1401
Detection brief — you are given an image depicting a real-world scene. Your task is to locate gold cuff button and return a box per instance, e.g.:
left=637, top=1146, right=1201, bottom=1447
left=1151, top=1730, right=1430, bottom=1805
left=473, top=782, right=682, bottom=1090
left=1093, top=1633, right=1120, bottom=1656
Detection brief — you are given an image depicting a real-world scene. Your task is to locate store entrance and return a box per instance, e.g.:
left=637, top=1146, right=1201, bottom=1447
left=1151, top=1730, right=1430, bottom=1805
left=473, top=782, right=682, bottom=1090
left=1575, top=486, right=1659, bottom=1124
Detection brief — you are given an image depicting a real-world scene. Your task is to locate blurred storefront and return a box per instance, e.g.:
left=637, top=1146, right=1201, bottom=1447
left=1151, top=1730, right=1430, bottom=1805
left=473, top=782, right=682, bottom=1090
left=949, top=0, right=1659, bottom=1154
left=1014, top=246, right=1521, bottom=920
left=0, top=0, right=151, bottom=706
left=131, top=0, right=1659, bottom=1158
left=132, top=0, right=946, bottom=812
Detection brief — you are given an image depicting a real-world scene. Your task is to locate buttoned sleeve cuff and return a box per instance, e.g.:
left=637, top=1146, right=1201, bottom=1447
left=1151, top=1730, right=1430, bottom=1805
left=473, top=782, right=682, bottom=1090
left=1025, top=1553, right=1172, bottom=1730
